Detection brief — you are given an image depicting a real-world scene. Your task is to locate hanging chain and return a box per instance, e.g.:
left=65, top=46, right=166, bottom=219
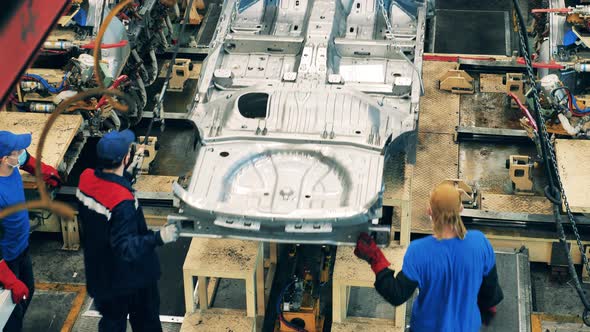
left=514, top=3, right=590, bottom=290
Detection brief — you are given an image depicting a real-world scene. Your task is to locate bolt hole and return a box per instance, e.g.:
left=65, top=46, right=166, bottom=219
left=264, top=192, right=270, bottom=196
left=220, top=151, right=230, bottom=157
left=355, top=130, right=361, bottom=134
left=349, top=27, right=354, bottom=33
left=305, top=195, right=311, bottom=198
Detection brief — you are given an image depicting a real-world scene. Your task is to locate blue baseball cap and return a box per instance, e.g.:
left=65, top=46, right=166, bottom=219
left=97, top=129, right=135, bottom=164
left=0, top=131, right=32, bottom=158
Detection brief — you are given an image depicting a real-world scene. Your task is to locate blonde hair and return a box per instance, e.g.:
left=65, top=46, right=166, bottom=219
left=430, top=183, right=467, bottom=240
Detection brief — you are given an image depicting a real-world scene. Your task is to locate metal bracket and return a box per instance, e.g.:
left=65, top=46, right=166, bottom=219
left=61, top=216, right=80, bottom=251
left=506, top=73, right=525, bottom=108
left=439, top=69, right=474, bottom=94
left=137, top=136, right=159, bottom=175
left=506, top=155, right=535, bottom=195
left=168, top=59, right=193, bottom=92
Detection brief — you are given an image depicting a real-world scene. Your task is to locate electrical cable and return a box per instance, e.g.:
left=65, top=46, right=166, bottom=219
left=507, top=92, right=538, bottom=131
left=570, top=93, right=590, bottom=114
left=550, top=86, right=590, bottom=116
left=276, top=279, right=308, bottom=332
left=23, top=72, right=69, bottom=94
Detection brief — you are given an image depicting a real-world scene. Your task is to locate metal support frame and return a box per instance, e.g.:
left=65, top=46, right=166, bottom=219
left=60, top=215, right=80, bottom=251
left=454, top=126, right=532, bottom=144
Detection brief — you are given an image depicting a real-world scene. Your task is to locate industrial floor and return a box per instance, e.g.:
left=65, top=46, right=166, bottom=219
left=22, top=231, right=590, bottom=331
left=21, top=103, right=590, bottom=331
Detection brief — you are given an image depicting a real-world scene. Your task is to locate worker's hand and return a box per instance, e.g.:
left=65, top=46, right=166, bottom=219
left=480, top=306, right=497, bottom=326
left=158, top=222, right=180, bottom=245
left=20, top=152, right=62, bottom=187
left=0, top=260, right=29, bottom=304
left=354, top=232, right=390, bottom=274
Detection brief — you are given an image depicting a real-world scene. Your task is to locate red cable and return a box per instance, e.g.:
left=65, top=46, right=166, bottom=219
left=80, top=40, right=128, bottom=49
left=507, top=92, right=538, bottom=131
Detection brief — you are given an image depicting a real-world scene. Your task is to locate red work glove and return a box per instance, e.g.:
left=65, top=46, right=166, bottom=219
left=354, top=232, right=390, bottom=274
left=480, top=305, right=497, bottom=326
left=0, top=260, right=29, bottom=304
left=21, top=152, right=62, bottom=187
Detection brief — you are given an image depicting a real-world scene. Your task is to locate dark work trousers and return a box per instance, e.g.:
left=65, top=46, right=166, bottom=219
left=94, top=283, right=162, bottom=332
left=3, top=247, right=35, bottom=332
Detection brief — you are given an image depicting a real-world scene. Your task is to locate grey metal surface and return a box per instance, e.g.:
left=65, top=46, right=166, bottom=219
left=482, top=248, right=532, bottom=332
left=0, top=289, right=15, bottom=330
left=22, top=291, right=76, bottom=332
left=172, top=0, right=426, bottom=243
left=433, top=9, right=510, bottom=55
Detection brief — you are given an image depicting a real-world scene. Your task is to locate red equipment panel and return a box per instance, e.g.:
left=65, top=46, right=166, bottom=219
left=0, top=0, right=69, bottom=107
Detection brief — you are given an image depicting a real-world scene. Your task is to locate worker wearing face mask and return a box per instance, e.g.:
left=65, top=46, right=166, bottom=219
left=76, top=129, right=180, bottom=332
left=0, top=131, right=62, bottom=332
left=354, top=182, right=503, bottom=332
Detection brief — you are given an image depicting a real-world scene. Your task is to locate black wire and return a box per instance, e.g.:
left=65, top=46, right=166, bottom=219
left=512, top=0, right=590, bottom=319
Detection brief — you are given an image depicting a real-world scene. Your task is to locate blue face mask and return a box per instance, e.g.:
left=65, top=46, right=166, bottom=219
left=17, top=150, right=27, bottom=166
left=7, top=150, right=27, bottom=168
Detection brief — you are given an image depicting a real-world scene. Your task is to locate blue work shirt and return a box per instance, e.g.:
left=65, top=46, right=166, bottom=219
left=402, top=230, right=496, bottom=332
left=0, top=169, right=30, bottom=261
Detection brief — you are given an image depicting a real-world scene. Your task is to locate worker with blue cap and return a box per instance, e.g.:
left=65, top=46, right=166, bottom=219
left=76, top=129, right=180, bottom=332
left=0, top=130, right=62, bottom=332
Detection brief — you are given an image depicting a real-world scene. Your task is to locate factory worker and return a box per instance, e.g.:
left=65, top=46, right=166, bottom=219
left=76, top=129, right=180, bottom=332
left=354, top=182, right=503, bottom=331
left=0, top=131, right=61, bottom=332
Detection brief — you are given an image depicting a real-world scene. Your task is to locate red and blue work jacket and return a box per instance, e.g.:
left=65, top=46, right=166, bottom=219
left=76, top=168, right=162, bottom=300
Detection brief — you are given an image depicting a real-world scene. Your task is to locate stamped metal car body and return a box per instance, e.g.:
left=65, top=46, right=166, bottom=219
left=170, top=0, right=426, bottom=245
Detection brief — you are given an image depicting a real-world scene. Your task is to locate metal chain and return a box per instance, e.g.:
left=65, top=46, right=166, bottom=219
left=378, top=0, right=404, bottom=51
left=514, top=3, right=590, bottom=291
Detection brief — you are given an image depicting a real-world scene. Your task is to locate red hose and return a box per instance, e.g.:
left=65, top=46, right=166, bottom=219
left=423, top=55, right=498, bottom=62
left=80, top=40, right=128, bottom=49
left=531, top=8, right=571, bottom=13
left=96, top=75, right=129, bottom=110
left=515, top=58, right=565, bottom=69
left=507, top=92, right=538, bottom=131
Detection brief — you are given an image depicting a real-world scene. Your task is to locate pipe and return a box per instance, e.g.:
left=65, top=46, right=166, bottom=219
left=574, top=63, right=590, bottom=72
left=108, top=110, right=122, bottom=130
left=148, top=49, right=159, bottom=86
left=531, top=7, right=571, bottom=13
left=136, top=76, right=147, bottom=110
left=80, top=40, right=128, bottom=49
left=557, top=113, right=578, bottom=135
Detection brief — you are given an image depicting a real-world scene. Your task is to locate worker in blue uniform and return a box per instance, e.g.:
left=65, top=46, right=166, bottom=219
left=0, top=131, right=62, bottom=332
left=355, top=182, right=503, bottom=331
left=76, top=129, right=180, bottom=332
